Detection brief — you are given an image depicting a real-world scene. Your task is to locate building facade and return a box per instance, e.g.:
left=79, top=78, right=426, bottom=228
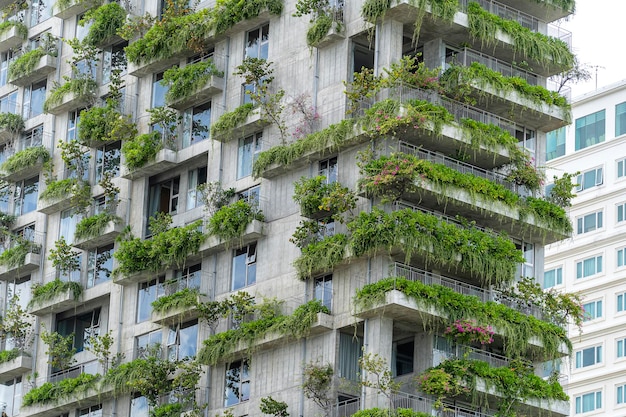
left=545, top=79, right=626, bottom=416
left=0, top=0, right=577, bottom=416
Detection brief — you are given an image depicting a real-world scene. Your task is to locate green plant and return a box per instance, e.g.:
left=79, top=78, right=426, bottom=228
left=151, top=287, right=200, bottom=314
left=293, top=176, right=356, bottom=220
left=39, top=178, right=90, bottom=206
left=418, top=367, right=468, bottom=408
left=210, top=0, right=283, bottom=35
left=293, top=233, right=347, bottom=279
left=162, top=60, right=224, bottom=103
left=547, top=171, right=579, bottom=207
left=206, top=199, right=264, bottom=242
left=121, top=131, right=164, bottom=170
left=81, top=2, right=126, bottom=47
left=22, top=373, right=99, bottom=406
left=44, top=77, right=98, bottom=113
left=210, top=103, right=255, bottom=138
left=260, top=396, right=289, bottom=417
left=523, top=196, right=572, bottom=235
left=0, top=113, right=24, bottom=133
left=40, top=329, right=77, bottom=372
left=74, top=212, right=122, bottom=241
left=460, top=118, right=527, bottom=162
left=0, top=21, right=27, bottom=39
left=85, top=331, right=117, bottom=373
left=0, top=238, right=39, bottom=269
left=8, top=49, right=45, bottom=81
left=352, top=409, right=430, bottom=417
left=355, top=277, right=570, bottom=359
left=55, top=0, right=103, bottom=13
left=113, top=220, right=206, bottom=277
left=359, top=352, right=401, bottom=412
left=306, top=13, right=333, bottom=46
left=48, top=237, right=81, bottom=278
left=0, top=348, right=21, bottom=364
left=78, top=105, right=137, bottom=146
left=0, top=294, right=33, bottom=350
left=0, top=146, right=50, bottom=175
left=29, top=279, right=83, bottom=309
left=302, top=361, right=333, bottom=416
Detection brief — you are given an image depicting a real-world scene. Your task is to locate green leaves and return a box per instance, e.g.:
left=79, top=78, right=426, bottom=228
left=0, top=146, right=50, bottom=175
left=121, top=131, right=163, bottom=170
left=162, top=60, right=224, bottom=103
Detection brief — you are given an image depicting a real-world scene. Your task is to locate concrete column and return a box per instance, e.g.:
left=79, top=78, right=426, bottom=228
left=363, top=316, right=394, bottom=409
left=422, top=38, right=445, bottom=70
left=376, top=20, right=404, bottom=75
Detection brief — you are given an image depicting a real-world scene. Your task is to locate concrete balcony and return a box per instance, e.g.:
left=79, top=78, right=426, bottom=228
left=0, top=25, right=25, bottom=51
left=311, top=25, right=345, bottom=48
left=0, top=251, right=41, bottom=281
left=45, top=90, right=93, bottom=116
left=73, top=200, right=128, bottom=250
left=9, top=53, right=57, bottom=87
left=53, top=0, right=92, bottom=19
left=128, top=51, right=190, bottom=78
left=28, top=287, right=83, bottom=316
left=0, top=354, right=32, bottom=383
left=195, top=219, right=265, bottom=259
left=0, top=153, right=46, bottom=182
left=20, top=380, right=112, bottom=417
left=167, top=75, right=225, bottom=110
left=121, top=147, right=178, bottom=179
left=212, top=107, right=270, bottom=143
left=474, top=378, right=568, bottom=416
left=151, top=293, right=206, bottom=326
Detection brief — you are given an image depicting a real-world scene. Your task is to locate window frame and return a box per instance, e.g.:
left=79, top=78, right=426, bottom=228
left=237, top=132, right=262, bottom=179
left=576, top=167, right=603, bottom=192
left=616, top=337, right=626, bottom=359
left=314, top=274, right=332, bottom=312
left=575, top=345, right=603, bottom=369
left=543, top=266, right=563, bottom=289
left=576, top=210, right=603, bottom=235
left=575, top=390, right=602, bottom=414
left=231, top=242, right=257, bottom=291
left=575, top=109, right=606, bottom=151
left=224, top=359, right=250, bottom=407
left=582, top=299, right=603, bottom=322
left=576, top=254, right=603, bottom=279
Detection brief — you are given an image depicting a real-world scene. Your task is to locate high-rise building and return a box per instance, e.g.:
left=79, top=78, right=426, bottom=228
left=0, top=0, right=577, bottom=416
left=545, top=79, right=626, bottom=417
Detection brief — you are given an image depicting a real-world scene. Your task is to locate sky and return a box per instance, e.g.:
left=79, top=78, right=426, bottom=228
left=560, top=0, right=626, bottom=98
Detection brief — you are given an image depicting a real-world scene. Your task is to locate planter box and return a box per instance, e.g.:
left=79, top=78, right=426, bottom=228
left=53, top=0, right=90, bottom=19
left=212, top=108, right=270, bottom=143
left=311, top=25, right=345, bottom=48
left=151, top=294, right=207, bottom=325
left=95, top=33, right=123, bottom=49
left=0, top=252, right=41, bottom=281
left=73, top=221, right=125, bottom=250
left=114, top=268, right=153, bottom=286
left=9, top=54, right=57, bottom=87
left=167, top=76, right=225, bottom=110
left=128, top=53, right=188, bottom=78
left=0, top=354, right=32, bottom=383
left=121, top=148, right=178, bottom=179
left=0, top=155, right=46, bottom=182
left=20, top=382, right=113, bottom=417
left=45, top=91, right=93, bottom=116
left=28, top=288, right=83, bottom=316
left=37, top=192, right=74, bottom=215
left=0, top=26, right=25, bottom=51
left=196, top=220, right=265, bottom=258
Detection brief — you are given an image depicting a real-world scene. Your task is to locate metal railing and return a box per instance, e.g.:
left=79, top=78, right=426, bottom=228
left=392, top=201, right=490, bottom=234
left=434, top=346, right=510, bottom=368
left=391, top=391, right=497, bottom=417
left=330, top=397, right=360, bottom=417
left=390, top=262, right=545, bottom=320
left=0, top=230, right=44, bottom=258
left=49, top=360, right=101, bottom=384
left=446, top=47, right=539, bottom=85
left=397, top=141, right=529, bottom=197
left=161, top=270, right=201, bottom=296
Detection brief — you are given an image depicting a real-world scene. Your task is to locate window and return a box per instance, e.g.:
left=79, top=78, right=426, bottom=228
left=238, top=185, right=261, bottom=213
left=393, top=339, right=414, bottom=377
left=13, top=176, right=38, bottom=216
left=546, top=127, right=566, bottom=160
left=237, top=133, right=262, bottom=179
left=314, top=274, right=332, bottom=311
left=0, top=50, right=18, bottom=88
left=130, top=394, right=148, bottom=417
left=182, top=102, right=211, bottom=147
left=339, top=333, right=362, bottom=381
left=617, top=338, right=626, bottom=358
left=137, top=277, right=165, bottom=323
left=582, top=300, right=602, bottom=321
left=136, top=330, right=162, bottom=359
left=516, top=242, right=534, bottom=278
left=618, top=247, right=626, bottom=268
left=616, top=204, right=626, bottom=228
left=102, top=43, right=127, bottom=84
left=576, top=167, right=603, bottom=192
left=152, top=71, right=168, bottom=109
left=618, top=384, right=626, bottom=405
left=60, top=208, right=83, bottom=246
left=245, top=24, right=269, bottom=60
left=75, top=13, right=91, bottom=42
left=319, top=157, right=338, bottom=183
left=0, top=377, right=22, bottom=416
left=67, top=110, right=81, bottom=142
left=21, top=125, right=43, bottom=150
left=575, top=391, right=602, bottom=414
left=30, top=0, right=52, bottom=26
left=173, top=264, right=201, bottom=291
left=618, top=158, right=626, bottom=179
left=575, top=110, right=605, bottom=151
left=575, top=345, right=602, bottom=368
left=186, top=166, right=207, bottom=211
left=225, top=359, right=250, bottom=407
left=95, top=142, right=121, bottom=182
left=617, top=102, right=626, bottom=137
left=543, top=267, right=563, bottom=288
left=57, top=308, right=101, bottom=353
left=577, top=211, right=603, bottom=234
left=232, top=243, right=257, bottom=290
left=0, top=90, right=18, bottom=113
left=618, top=292, right=626, bottom=313
left=79, top=404, right=102, bottom=417
left=22, top=80, right=46, bottom=119
left=87, top=244, right=113, bottom=288
left=167, top=320, right=198, bottom=360
left=147, top=176, right=180, bottom=230
left=576, top=255, right=602, bottom=279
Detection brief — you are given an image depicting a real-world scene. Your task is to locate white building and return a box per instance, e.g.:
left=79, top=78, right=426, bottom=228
left=545, top=79, right=626, bottom=416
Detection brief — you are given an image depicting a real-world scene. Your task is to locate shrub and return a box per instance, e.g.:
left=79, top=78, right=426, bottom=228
left=0, top=113, right=24, bottom=133
left=162, top=60, right=224, bottom=103
left=29, top=279, right=83, bottom=309
left=74, top=212, right=122, bottom=241
left=210, top=103, right=255, bottom=138
left=22, top=373, right=99, bottom=406
left=0, top=146, right=50, bottom=175
left=121, top=131, right=163, bottom=171
left=207, top=200, right=264, bottom=242
left=81, top=2, right=126, bottom=47
left=43, top=78, right=97, bottom=113
left=8, top=49, right=45, bottom=81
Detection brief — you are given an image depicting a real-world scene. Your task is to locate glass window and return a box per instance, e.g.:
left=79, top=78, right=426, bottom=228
left=0, top=50, right=18, bottom=88
left=543, top=267, right=563, bottom=289
left=79, top=404, right=102, bottom=417
left=102, top=43, right=127, bottom=85
left=0, top=90, right=18, bottom=113
left=319, top=157, right=338, bottom=183
left=57, top=308, right=101, bottom=353
left=546, top=127, right=566, bottom=160
left=314, top=274, right=332, bottom=311
left=13, top=176, right=38, bottom=216
left=136, top=330, right=162, bottom=359
left=152, top=72, right=168, bottom=109
left=618, top=384, right=626, bottom=405
left=167, top=320, right=198, bottom=360
left=618, top=248, right=626, bottom=268
left=174, top=263, right=201, bottom=291
left=224, top=359, right=250, bottom=407
left=575, top=110, right=605, bottom=150
left=30, top=0, right=52, bottom=26
left=60, top=208, right=83, bottom=246
left=186, top=166, right=207, bottom=211
left=147, top=176, right=180, bottom=232
left=237, top=133, right=262, bottom=179
left=582, top=300, right=602, bottom=321
left=95, top=141, right=121, bottom=182
left=130, top=394, right=149, bottom=417
left=576, top=167, right=603, bottom=192
left=136, top=277, right=165, bottom=323
left=618, top=202, right=626, bottom=223
left=183, top=102, right=211, bottom=148
left=575, top=391, right=602, bottom=414
left=245, top=24, right=269, bottom=60
left=67, top=110, right=82, bottom=142
left=393, top=339, right=414, bottom=377
left=618, top=158, right=626, bottom=179
left=21, top=124, right=43, bottom=148
left=575, top=345, right=602, bottom=368
left=617, top=338, right=626, bottom=358
left=0, top=377, right=22, bottom=416
left=576, top=211, right=603, bottom=234
left=22, top=80, right=46, bottom=119
left=339, top=333, right=362, bottom=381
left=87, top=244, right=113, bottom=288
left=616, top=102, right=626, bottom=137
left=576, top=255, right=603, bottom=279
left=232, top=243, right=257, bottom=290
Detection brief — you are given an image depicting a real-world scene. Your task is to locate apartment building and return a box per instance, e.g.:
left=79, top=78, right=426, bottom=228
left=545, top=79, right=626, bottom=416
left=0, top=0, right=577, bottom=416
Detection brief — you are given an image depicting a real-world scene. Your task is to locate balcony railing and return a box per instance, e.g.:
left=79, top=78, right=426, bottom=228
left=447, top=47, right=538, bottom=85
left=392, top=201, right=490, bottom=234
left=0, top=230, right=43, bottom=257
left=161, top=270, right=201, bottom=296
left=330, top=397, right=360, bottom=417
left=458, top=0, right=572, bottom=47
left=397, top=141, right=530, bottom=197
left=434, top=345, right=510, bottom=368
left=390, top=262, right=545, bottom=320
left=49, top=360, right=100, bottom=384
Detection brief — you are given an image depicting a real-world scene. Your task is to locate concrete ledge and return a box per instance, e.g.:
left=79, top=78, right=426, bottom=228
left=167, top=76, right=225, bottom=110
left=0, top=354, right=32, bottom=383
left=0, top=252, right=41, bottom=281
left=9, top=54, right=57, bottom=87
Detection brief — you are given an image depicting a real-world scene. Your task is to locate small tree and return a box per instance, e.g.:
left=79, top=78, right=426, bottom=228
left=302, top=361, right=334, bottom=416
left=260, top=396, right=289, bottom=417
left=358, top=352, right=401, bottom=413
left=547, top=171, right=579, bottom=208
left=85, top=331, right=116, bottom=373
left=48, top=237, right=81, bottom=280
left=549, top=57, right=592, bottom=94
left=0, top=294, right=33, bottom=351
left=41, top=329, right=76, bottom=372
